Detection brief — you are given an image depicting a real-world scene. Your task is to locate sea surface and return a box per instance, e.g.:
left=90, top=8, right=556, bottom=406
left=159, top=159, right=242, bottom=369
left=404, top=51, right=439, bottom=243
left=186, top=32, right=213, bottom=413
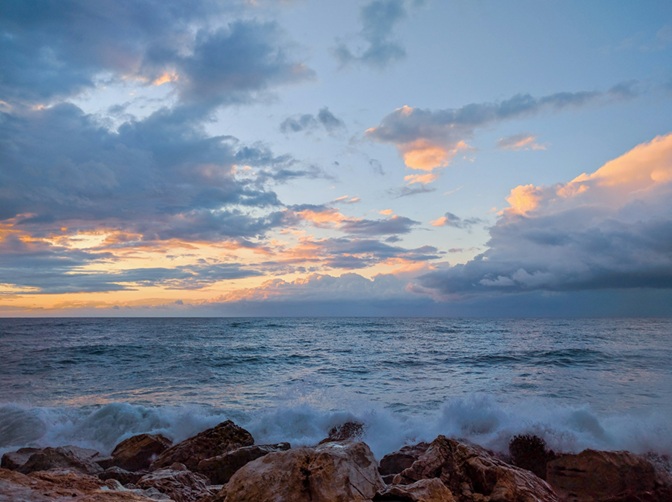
left=1, top=317, right=671, bottom=459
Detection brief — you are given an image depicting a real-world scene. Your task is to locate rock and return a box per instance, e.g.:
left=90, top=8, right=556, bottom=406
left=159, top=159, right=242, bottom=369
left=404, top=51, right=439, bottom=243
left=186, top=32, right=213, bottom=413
left=0, top=467, right=156, bottom=501
left=0, top=447, right=40, bottom=470
left=151, top=420, right=253, bottom=472
left=379, top=442, right=431, bottom=479
left=546, top=449, right=668, bottom=501
left=374, top=478, right=456, bottom=501
left=137, top=465, right=213, bottom=502
left=109, top=433, right=172, bottom=471
left=99, top=465, right=145, bottom=485
left=218, top=441, right=385, bottom=502
left=17, top=445, right=105, bottom=475
left=319, top=421, right=365, bottom=444
left=197, top=442, right=291, bottom=484
left=508, top=434, right=556, bottom=480
left=393, top=435, right=559, bottom=502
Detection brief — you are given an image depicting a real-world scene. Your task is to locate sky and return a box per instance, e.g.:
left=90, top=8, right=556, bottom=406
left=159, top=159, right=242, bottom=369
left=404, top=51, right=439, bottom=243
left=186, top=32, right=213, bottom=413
left=1, top=0, right=672, bottom=317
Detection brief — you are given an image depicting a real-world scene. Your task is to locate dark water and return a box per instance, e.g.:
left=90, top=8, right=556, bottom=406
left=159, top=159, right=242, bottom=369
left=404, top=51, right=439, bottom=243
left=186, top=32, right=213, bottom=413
left=1, top=317, right=671, bottom=458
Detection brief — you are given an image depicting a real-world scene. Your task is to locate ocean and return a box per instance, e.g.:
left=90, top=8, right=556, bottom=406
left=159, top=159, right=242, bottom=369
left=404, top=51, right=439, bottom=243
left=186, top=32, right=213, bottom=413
left=1, top=317, right=671, bottom=460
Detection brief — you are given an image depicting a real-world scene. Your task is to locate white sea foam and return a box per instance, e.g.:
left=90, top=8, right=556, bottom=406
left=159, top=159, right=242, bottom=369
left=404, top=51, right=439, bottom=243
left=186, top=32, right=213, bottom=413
left=2, top=395, right=671, bottom=460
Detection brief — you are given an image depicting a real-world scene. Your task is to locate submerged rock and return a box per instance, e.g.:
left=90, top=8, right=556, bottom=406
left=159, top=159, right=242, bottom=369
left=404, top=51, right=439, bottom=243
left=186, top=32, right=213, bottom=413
left=393, top=435, right=559, bottom=502
left=547, top=449, right=672, bottom=501
left=218, top=441, right=384, bottom=502
left=319, top=421, right=365, bottom=444
left=151, top=420, right=253, bottom=472
left=197, top=442, right=291, bottom=484
left=109, top=433, right=172, bottom=472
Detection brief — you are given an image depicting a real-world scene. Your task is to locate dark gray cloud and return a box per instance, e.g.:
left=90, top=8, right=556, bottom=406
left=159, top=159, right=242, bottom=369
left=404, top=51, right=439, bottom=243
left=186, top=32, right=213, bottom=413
left=434, top=212, right=484, bottom=230
left=341, top=216, right=419, bottom=235
left=334, top=0, right=408, bottom=69
left=0, top=1, right=312, bottom=108
left=367, top=88, right=634, bottom=147
left=0, top=103, right=292, bottom=240
left=280, top=107, right=345, bottom=134
left=391, top=185, right=436, bottom=197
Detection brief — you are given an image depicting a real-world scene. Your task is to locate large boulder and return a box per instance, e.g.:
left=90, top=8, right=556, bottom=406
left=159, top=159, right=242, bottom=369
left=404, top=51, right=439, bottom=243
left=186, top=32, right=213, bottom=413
left=197, top=442, right=291, bottom=484
left=217, top=441, right=385, bottom=502
left=151, top=420, right=253, bottom=472
left=374, top=478, right=456, bottom=501
left=547, top=449, right=671, bottom=501
left=109, top=433, right=172, bottom=472
left=137, top=463, right=213, bottom=502
left=379, top=442, right=430, bottom=483
left=16, top=445, right=105, bottom=476
left=1, top=447, right=40, bottom=471
left=0, top=467, right=155, bottom=501
left=393, top=435, right=559, bottom=502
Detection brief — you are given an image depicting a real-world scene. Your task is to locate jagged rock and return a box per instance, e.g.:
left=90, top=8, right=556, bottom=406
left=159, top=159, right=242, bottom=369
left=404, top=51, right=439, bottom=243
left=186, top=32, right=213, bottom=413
left=379, top=442, right=431, bottom=484
left=17, top=445, right=105, bottom=475
left=99, top=465, right=145, bottom=485
left=217, top=441, right=385, bottom=502
left=0, top=467, right=156, bottom=501
left=109, top=433, right=172, bottom=471
left=137, top=464, right=213, bottom=502
left=547, top=449, right=671, bottom=501
left=508, top=434, right=556, bottom=480
left=374, top=478, right=456, bottom=501
left=0, top=447, right=40, bottom=470
left=197, top=442, right=291, bottom=484
left=393, top=435, right=559, bottom=502
left=319, top=421, right=365, bottom=444
left=151, top=420, right=253, bottom=472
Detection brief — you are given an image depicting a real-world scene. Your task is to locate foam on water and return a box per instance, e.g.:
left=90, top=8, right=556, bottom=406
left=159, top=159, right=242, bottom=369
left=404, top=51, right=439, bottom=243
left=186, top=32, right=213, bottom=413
left=2, top=395, right=671, bottom=460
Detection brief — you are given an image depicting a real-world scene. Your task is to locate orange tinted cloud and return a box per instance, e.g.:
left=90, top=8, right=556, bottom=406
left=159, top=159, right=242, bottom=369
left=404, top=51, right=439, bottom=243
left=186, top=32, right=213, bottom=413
left=504, top=184, right=543, bottom=215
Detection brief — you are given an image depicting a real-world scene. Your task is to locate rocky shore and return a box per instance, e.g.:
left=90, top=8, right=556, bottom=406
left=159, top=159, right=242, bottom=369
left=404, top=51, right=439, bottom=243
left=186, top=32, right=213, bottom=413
left=1, top=419, right=671, bottom=501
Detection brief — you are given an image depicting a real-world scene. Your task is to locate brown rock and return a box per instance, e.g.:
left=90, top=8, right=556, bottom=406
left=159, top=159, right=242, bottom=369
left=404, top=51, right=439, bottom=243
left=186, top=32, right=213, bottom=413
left=137, top=464, right=213, bottom=502
left=374, top=478, right=456, bottom=501
left=17, top=445, right=105, bottom=475
left=380, top=442, right=431, bottom=477
left=98, top=465, right=145, bottom=485
left=197, top=442, right=291, bottom=484
left=151, top=420, right=253, bottom=472
left=0, top=447, right=40, bottom=470
left=110, top=433, right=172, bottom=471
left=546, top=449, right=665, bottom=501
left=0, top=467, right=155, bottom=501
left=393, top=435, right=559, bottom=502
left=218, top=441, right=385, bottom=502
left=508, top=434, right=557, bottom=480
left=319, top=421, right=365, bottom=444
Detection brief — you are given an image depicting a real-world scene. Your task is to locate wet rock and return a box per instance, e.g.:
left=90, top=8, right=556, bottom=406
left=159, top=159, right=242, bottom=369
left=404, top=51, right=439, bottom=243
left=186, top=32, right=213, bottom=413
left=508, top=433, right=557, bottom=480
left=0, top=467, right=155, bottom=501
left=319, top=421, right=365, bottom=444
left=137, top=464, right=213, bottom=502
left=374, top=478, right=456, bottom=501
left=0, top=447, right=40, bottom=470
left=99, top=465, right=145, bottom=485
left=197, top=442, right=291, bottom=484
left=379, top=442, right=431, bottom=483
left=546, top=449, right=668, bottom=501
left=151, top=420, right=253, bottom=472
left=17, top=445, right=105, bottom=475
left=109, top=433, right=172, bottom=471
left=393, top=435, right=559, bottom=502
left=217, top=441, right=385, bottom=502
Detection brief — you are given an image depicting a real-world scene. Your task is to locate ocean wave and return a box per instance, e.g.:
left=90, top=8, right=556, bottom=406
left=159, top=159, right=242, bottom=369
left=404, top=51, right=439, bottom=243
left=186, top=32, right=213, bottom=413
left=2, top=395, right=670, bottom=460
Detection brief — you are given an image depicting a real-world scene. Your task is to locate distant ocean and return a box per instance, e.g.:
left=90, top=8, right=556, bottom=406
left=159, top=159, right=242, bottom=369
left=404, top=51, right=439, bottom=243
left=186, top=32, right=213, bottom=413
left=1, top=317, right=671, bottom=459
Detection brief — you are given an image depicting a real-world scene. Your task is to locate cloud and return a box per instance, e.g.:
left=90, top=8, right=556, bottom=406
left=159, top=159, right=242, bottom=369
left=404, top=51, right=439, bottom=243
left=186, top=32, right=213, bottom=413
left=431, top=212, right=484, bottom=229
left=341, top=215, right=419, bottom=235
left=366, top=87, right=635, bottom=182
left=497, top=133, right=547, bottom=151
left=0, top=1, right=312, bottom=108
left=287, top=206, right=419, bottom=235
left=280, top=107, right=345, bottom=134
left=334, top=0, right=408, bottom=69
left=417, top=133, right=672, bottom=300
